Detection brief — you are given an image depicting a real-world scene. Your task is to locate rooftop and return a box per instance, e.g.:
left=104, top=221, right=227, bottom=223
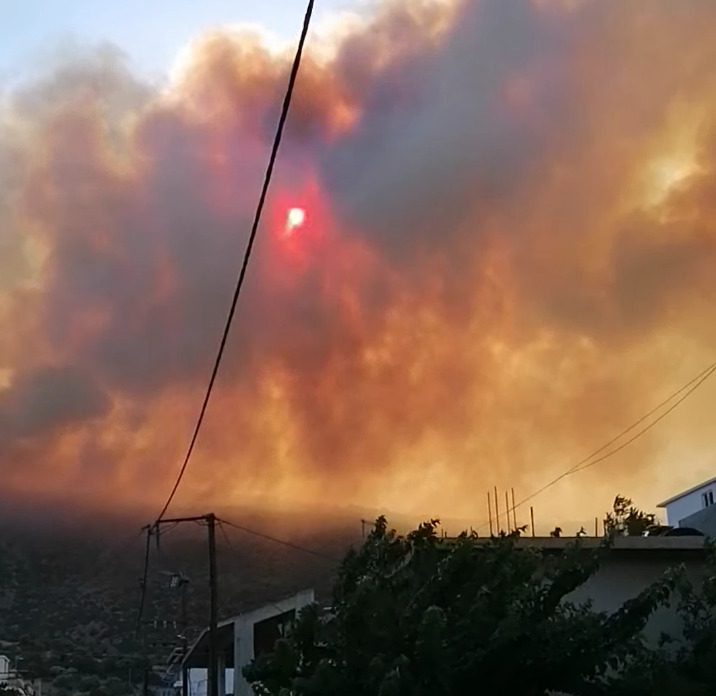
left=442, top=535, right=708, bottom=558
left=657, top=475, right=716, bottom=508
left=503, top=536, right=706, bottom=552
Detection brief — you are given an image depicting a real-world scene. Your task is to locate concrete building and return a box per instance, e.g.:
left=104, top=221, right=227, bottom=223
left=657, top=475, right=716, bottom=527
left=183, top=589, right=315, bottom=696
left=520, top=536, right=708, bottom=643
left=0, top=655, right=37, bottom=696
left=0, top=655, right=10, bottom=683
left=678, top=504, right=716, bottom=538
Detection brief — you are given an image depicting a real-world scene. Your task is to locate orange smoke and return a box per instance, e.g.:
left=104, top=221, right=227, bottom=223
left=1, top=0, right=716, bottom=528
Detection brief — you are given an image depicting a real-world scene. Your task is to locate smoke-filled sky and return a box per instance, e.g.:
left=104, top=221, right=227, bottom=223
left=1, top=0, right=716, bottom=529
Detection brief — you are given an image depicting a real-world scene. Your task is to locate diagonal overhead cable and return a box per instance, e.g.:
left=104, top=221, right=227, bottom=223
left=485, top=358, right=716, bottom=532
left=219, top=516, right=340, bottom=562
left=155, top=0, right=316, bottom=522
left=135, top=525, right=153, bottom=636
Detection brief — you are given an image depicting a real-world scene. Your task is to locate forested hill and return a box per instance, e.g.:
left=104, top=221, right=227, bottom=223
left=0, top=508, right=357, bottom=696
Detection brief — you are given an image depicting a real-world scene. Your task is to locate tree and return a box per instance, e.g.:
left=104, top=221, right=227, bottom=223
left=657, top=541, right=716, bottom=694
left=244, top=517, right=676, bottom=696
left=604, top=495, right=656, bottom=536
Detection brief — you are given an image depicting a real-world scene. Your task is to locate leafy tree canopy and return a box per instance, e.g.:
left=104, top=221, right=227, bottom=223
left=648, top=541, right=716, bottom=695
left=244, top=517, right=677, bottom=696
left=604, top=495, right=656, bottom=537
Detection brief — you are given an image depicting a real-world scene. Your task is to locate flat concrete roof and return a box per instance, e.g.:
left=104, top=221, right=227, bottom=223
left=504, top=536, right=706, bottom=551
left=657, top=475, right=716, bottom=508
left=457, top=535, right=707, bottom=560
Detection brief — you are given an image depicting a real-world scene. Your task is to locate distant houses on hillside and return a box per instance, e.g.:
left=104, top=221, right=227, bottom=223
left=0, top=654, right=37, bottom=696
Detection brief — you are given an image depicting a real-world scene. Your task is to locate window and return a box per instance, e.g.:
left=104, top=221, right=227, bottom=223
left=702, top=490, right=714, bottom=508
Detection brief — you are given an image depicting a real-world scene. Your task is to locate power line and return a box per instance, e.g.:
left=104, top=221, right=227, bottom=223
left=216, top=519, right=235, bottom=554
left=216, top=520, right=319, bottom=617
left=218, top=517, right=340, bottom=562
left=488, top=359, right=716, bottom=532
left=155, top=0, right=316, bottom=522
left=136, top=526, right=153, bottom=636
left=572, top=363, right=716, bottom=475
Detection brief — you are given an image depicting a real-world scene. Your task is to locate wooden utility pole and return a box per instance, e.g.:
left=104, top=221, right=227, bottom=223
left=172, top=573, right=190, bottom=696
left=139, top=525, right=151, bottom=696
left=494, top=486, right=500, bottom=534
left=150, top=514, right=219, bottom=696
left=207, top=513, right=218, bottom=696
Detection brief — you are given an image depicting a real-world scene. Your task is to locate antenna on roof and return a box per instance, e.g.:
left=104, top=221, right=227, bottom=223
left=487, top=491, right=494, bottom=536
left=530, top=506, right=536, bottom=537
left=505, top=490, right=511, bottom=533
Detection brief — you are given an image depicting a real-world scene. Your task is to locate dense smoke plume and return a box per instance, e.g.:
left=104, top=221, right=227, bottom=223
left=1, top=0, right=716, bottom=527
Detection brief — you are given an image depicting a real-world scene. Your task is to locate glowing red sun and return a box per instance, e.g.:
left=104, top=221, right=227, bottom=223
left=285, top=207, right=306, bottom=235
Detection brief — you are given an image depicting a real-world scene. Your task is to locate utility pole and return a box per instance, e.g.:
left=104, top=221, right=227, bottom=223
left=360, top=519, right=375, bottom=540
left=168, top=572, right=190, bottom=696
left=150, top=514, right=219, bottom=696
left=207, top=513, right=218, bottom=696
left=139, top=525, right=151, bottom=696
left=181, top=577, right=189, bottom=696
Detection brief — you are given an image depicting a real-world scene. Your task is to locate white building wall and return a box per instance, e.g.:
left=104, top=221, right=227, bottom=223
left=0, top=656, right=9, bottom=682
left=567, top=554, right=705, bottom=642
left=233, top=589, right=314, bottom=696
left=664, top=484, right=715, bottom=525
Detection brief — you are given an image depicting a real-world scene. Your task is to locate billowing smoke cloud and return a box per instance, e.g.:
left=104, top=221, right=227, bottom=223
left=2, top=0, right=716, bottom=526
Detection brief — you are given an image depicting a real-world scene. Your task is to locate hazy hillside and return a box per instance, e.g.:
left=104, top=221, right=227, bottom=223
left=0, top=506, right=364, bottom=696
left=0, top=495, right=507, bottom=696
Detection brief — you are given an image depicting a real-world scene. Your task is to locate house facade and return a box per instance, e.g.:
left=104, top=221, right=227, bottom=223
left=183, top=589, right=315, bottom=696
left=657, top=475, right=716, bottom=530
left=0, top=655, right=9, bottom=683
left=557, top=536, right=707, bottom=642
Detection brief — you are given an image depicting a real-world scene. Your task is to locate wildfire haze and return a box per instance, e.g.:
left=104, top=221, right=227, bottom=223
left=1, top=0, right=716, bottom=527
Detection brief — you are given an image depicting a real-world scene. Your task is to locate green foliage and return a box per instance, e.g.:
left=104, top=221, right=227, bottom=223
left=653, top=541, right=716, bottom=693
left=244, top=517, right=675, bottom=696
left=105, top=677, right=131, bottom=696
left=604, top=495, right=656, bottom=536
left=81, top=674, right=103, bottom=691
